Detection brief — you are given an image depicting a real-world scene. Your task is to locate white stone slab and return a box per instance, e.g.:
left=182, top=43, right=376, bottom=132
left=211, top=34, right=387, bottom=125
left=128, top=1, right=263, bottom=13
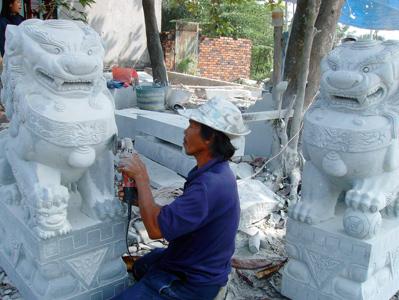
left=139, top=155, right=185, bottom=188
left=136, top=136, right=196, bottom=177
left=135, top=114, right=188, bottom=146
left=244, top=94, right=275, bottom=157
left=237, top=179, right=279, bottom=228
left=205, top=88, right=252, bottom=99
left=116, top=108, right=245, bottom=157
left=115, top=108, right=182, bottom=142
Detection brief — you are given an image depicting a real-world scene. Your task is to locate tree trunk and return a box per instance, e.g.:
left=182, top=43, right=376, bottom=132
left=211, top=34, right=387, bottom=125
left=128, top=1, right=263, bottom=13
left=142, top=0, right=168, bottom=85
left=282, top=0, right=344, bottom=108
left=282, top=0, right=313, bottom=108
left=304, top=0, right=345, bottom=107
left=289, top=1, right=320, bottom=151
left=284, top=0, right=321, bottom=203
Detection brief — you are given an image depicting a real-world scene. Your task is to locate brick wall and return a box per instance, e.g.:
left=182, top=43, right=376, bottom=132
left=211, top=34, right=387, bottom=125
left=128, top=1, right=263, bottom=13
left=161, top=34, right=252, bottom=82
left=198, top=37, right=252, bottom=82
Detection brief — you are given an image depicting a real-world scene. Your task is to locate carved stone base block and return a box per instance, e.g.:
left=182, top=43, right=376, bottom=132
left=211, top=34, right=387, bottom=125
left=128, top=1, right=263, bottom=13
left=0, top=198, right=129, bottom=300
left=281, top=213, right=399, bottom=300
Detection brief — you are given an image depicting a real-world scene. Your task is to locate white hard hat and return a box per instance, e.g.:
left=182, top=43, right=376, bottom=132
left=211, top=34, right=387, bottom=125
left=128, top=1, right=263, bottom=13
left=178, top=97, right=250, bottom=137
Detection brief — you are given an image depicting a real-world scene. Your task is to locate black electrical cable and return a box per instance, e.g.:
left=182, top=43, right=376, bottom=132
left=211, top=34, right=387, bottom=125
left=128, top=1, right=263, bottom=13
left=124, top=187, right=138, bottom=257
left=126, top=200, right=133, bottom=257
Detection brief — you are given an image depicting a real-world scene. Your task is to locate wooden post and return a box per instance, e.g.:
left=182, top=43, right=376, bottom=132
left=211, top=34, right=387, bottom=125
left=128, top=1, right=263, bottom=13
left=271, top=7, right=284, bottom=108
left=269, top=6, right=285, bottom=177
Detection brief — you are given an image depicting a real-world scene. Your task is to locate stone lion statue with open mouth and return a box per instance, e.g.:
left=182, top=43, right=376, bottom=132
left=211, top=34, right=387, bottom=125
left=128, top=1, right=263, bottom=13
left=0, top=19, right=124, bottom=239
left=289, top=40, right=399, bottom=239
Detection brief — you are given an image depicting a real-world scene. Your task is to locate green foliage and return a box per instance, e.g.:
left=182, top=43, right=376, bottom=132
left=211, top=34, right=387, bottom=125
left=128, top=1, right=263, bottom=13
left=37, top=0, right=96, bottom=22
left=176, top=56, right=197, bottom=75
left=162, top=0, right=274, bottom=81
left=163, top=0, right=251, bottom=37
left=265, top=0, right=285, bottom=11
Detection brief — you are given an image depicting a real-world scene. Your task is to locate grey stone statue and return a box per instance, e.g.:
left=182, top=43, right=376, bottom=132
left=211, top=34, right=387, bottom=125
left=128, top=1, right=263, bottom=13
left=290, top=40, right=399, bottom=239
left=0, top=19, right=128, bottom=300
left=282, top=40, right=399, bottom=300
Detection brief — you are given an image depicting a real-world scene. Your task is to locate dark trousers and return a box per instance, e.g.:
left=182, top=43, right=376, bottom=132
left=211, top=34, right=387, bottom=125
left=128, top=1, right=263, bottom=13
left=113, top=248, right=222, bottom=300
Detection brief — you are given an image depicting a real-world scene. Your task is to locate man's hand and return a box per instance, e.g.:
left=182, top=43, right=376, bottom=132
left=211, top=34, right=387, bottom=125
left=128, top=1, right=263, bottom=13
left=118, top=154, right=163, bottom=239
left=117, top=183, right=139, bottom=206
left=118, top=154, right=150, bottom=186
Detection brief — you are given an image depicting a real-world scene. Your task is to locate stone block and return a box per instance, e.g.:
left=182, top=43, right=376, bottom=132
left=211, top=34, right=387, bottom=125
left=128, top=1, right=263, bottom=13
left=281, top=209, right=399, bottom=300
left=0, top=199, right=129, bottom=300
left=115, top=108, right=161, bottom=139
left=244, top=94, right=274, bottom=157
left=111, top=86, right=136, bottom=110
left=237, top=179, right=279, bottom=228
left=205, top=88, right=252, bottom=100
left=115, top=108, right=185, bottom=146
left=135, top=113, right=188, bottom=146
left=116, top=108, right=245, bottom=157
left=134, top=221, right=152, bottom=244
left=139, top=155, right=185, bottom=188
left=135, top=135, right=196, bottom=177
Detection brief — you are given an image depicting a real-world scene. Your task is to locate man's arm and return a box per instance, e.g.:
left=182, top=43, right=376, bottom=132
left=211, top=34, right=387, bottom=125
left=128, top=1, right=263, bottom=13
left=135, top=178, right=163, bottom=239
left=120, top=154, right=163, bottom=239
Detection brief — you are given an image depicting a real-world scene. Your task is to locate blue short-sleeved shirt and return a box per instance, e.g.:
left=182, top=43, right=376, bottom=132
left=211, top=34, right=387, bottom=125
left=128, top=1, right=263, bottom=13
left=157, top=157, right=240, bottom=286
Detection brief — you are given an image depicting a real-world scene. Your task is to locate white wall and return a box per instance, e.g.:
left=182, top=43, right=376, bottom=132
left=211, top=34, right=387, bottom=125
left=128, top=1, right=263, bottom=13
left=59, top=0, right=162, bottom=68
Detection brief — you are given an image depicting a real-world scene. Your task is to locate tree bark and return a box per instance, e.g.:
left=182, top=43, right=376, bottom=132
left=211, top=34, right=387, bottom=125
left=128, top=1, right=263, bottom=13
left=283, top=0, right=344, bottom=108
left=289, top=0, right=320, bottom=151
left=142, top=0, right=168, bottom=85
left=282, top=0, right=312, bottom=107
left=304, top=0, right=345, bottom=107
left=284, top=0, right=321, bottom=203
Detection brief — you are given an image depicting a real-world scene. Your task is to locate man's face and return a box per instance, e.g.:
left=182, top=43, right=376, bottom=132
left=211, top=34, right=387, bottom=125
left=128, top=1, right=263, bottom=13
left=183, top=120, right=209, bottom=156
left=10, top=0, right=22, bottom=14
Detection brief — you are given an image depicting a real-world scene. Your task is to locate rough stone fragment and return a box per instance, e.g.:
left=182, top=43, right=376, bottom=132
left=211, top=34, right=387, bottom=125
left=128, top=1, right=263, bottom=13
left=248, top=232, right=261, bottom=254
left=134, top=221, right=152, bottom=244
left=237, top=179, right=279, bottom=229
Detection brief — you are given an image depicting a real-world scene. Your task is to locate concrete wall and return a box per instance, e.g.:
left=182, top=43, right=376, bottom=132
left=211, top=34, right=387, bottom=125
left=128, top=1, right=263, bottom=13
left=59, top=0, right=162, bottom=68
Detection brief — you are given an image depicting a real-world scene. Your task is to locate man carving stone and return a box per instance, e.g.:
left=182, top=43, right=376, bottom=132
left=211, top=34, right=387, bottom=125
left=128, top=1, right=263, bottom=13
left=115, top=98, right=250, bottom=299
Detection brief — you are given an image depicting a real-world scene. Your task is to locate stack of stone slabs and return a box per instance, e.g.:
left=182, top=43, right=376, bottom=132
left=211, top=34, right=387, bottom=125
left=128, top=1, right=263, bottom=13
left=116, top=108, right=245, bottom=178
left=134, top=113, right=196, bottom=177
left=115, top=108, right=195, bottom=179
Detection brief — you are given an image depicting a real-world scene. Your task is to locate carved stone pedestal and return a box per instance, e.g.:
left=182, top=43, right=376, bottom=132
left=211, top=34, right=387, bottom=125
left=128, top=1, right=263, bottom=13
left=281, top=209, right=399, bottom=300
left=0, top=196, right=129, bottom=300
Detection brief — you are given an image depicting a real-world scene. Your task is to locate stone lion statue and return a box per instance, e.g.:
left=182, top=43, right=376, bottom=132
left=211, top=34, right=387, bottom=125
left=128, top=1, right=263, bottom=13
left=0, top=19, right=124, bottom=239
left=289, top=40, right=399, bottom=239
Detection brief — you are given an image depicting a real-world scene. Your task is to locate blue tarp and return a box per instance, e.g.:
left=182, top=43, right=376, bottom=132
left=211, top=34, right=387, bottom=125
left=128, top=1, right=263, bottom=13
left=340, top=0, right=399, bottom=30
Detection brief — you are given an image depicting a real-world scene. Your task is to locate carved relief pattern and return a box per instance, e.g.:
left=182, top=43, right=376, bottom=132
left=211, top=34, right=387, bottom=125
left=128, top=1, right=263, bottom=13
left=304, top=121, right=391, bottom=152
left=304, top=249, right=344, bottom=288
left=66, top=247, right=107, bottom=287
left=26, top=109, right=112, bottom=147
